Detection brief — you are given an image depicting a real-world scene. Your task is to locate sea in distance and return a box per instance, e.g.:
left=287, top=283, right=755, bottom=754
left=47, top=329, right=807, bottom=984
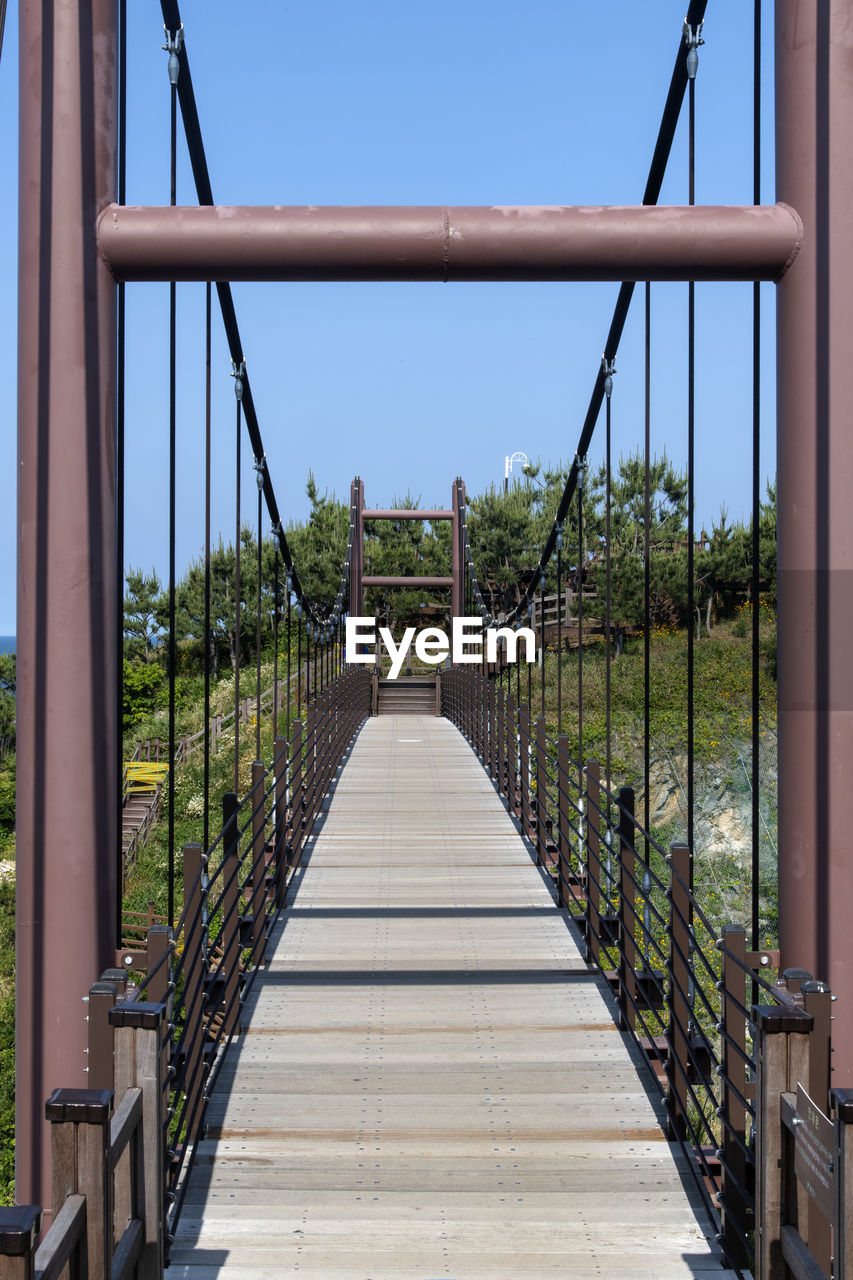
left=0, top=637, right=15, bottom=656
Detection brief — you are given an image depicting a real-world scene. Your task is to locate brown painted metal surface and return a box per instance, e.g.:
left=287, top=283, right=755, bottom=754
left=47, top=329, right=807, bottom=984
left=96, top=202, right=803, bottom=283
left=362, top=509, right=453, bottom=521
left=361, top=576, right=454, bottom=589
left=775, top=0, right=853, bottom=1068
left=16, top=0, right=118, bottom=1215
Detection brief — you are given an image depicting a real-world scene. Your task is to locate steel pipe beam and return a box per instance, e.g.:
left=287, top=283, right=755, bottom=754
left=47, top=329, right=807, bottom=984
left=96, top=203, right=803, bottom=283
left=363, top=509, right=453, bottom=521
left=362, top=577, right=454, bottom=589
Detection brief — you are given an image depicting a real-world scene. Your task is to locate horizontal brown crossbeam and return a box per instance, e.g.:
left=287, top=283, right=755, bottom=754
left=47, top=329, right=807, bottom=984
left=362, top=577, right=454, bottom=589
left=96, top=203, right=803, bottom=283
left=363, top=510, right=453, bottom=521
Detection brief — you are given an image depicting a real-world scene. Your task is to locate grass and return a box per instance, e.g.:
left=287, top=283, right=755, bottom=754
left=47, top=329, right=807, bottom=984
left=504, top=601, right=779, bottom=941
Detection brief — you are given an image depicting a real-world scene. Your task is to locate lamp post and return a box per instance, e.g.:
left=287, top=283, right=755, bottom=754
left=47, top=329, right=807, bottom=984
left=504, top=451, right=529, bottom=492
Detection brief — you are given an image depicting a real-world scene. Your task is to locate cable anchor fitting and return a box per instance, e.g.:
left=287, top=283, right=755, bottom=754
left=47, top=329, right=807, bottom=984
left=683, top=20, right=704, bottom=81
left=254, top=454, right=266, bottom=492
left=231, top=358, right=246, bottom=402
left=575, top=453, right=587, bottom=493
left=555, top=520, right=564, bottom=552
left=163, top=25, right=184, bottom=88
left=602, top=356, right=617, bottom=399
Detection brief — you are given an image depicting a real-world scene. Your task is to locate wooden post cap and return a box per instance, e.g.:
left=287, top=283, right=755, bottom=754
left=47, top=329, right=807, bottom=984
left=832, top=1088, right=853, bottom=1123
left=45, top=1088, right=113, bottom=1124
left=752, top=1004, right=814, bottom=1035
left=0, top=1206, right=42, bottom=1255
left=109, top=1001, right=166, bottom=1030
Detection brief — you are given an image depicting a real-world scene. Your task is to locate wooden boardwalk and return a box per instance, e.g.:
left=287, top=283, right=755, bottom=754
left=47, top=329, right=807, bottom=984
left=171, top=716, right=737, bottom=1279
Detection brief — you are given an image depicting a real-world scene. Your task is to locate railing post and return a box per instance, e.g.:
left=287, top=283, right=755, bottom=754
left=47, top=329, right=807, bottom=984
left=304, top=708, right=317, bottom=831
left=435, top=669, right=441, bottom=717
left=534, top=717, right=547, bottom=866
left=0, top=1207, right=41, bottom=1280
left=371, top=670, right=378, bottom=716
left=556, top=736, right=572, bottom=910
left=666, top=842, right=691, bottom=1141
left=505, top=693, right=517, bottom=814
left=145, top=924, right=172, bottom=1007
left=833, top=1089, right=853, bottom=1280
left=718, top=925, right=751, bottom=1270
left=488, top=681, right=498, bottom=781
left=585, top=760, right=601, bottom=969
left=110, top=1002, right=166, bottom=1279
left=289, top=720, right=304, bottom=871
left=250, top=761, right=268, bottom=966
left=181, top=841, right=207, bottom=1179
left=754, top=1004, right=815, bottom=1280
left=518, top=706, right=532, bottom=842
left=46, top=1087, right=114, bottom=1280
left=617, top=786, right=636, bottom=1034
left=802, top=979, right=833, bottom=1273
left=221, top=792, right=241, bottom=1039
left=273, top=736, right=289, bottom=908
left=87, top=979, right=118, bottom=1091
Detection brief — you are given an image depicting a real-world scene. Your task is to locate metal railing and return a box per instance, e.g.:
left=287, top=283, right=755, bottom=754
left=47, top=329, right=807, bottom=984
left=441, top=665, right=840, bottom=1276
left=2, top=666, right=372, bottom=1273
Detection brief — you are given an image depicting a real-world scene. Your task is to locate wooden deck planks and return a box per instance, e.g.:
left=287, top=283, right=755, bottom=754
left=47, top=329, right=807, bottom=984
left=173, top=716, right=735, bottom=1278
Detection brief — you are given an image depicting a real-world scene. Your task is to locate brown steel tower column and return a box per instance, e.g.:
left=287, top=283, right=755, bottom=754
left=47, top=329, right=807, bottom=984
left=776, top=0, right=853, bottom=1068
left=16, top=0, right=118, bottom=1211
left=349, top=477, right=364, bottom=619
left=451, top=480, right=462, bottom=621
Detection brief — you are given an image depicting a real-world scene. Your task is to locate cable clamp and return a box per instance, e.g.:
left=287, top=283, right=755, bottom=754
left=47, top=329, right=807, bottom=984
left=601, top=356, right=617, bottom=399
left=163, top=25, right=184, bottom=87
left=555, top=520, right=564, bottom=552
left=683, top=20, right=704, bottom=80
left=254, top=454, right=266, bottom=491
left=575, top=453, right=587, bottom=492
left=231, top=358, right=246, bottom=402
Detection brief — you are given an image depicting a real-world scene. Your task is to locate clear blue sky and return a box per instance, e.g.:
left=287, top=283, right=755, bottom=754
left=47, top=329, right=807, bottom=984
left=0, top=1, right=777, bottom=634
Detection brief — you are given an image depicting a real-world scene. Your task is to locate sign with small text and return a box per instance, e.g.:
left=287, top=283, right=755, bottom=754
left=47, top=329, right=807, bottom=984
left=794, top=1083, right=834, bottom=1222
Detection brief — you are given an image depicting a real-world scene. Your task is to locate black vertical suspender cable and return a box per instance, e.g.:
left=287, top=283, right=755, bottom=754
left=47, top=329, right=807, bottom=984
left=256, top=471, right=263, bottom=760
left=557, top=537, right=562, bottom=735
left=751, top=0, right=762, bottom=957
left=686, top=29, right=698, bottom=891
left=115, top=0, right=127, bottom=947
left=539, top=572, right=546, bottom=719
left=306, top=619, right=311, bottom=706
left=203, top=283, right=211, bottom=854
left=273, top=563, right=279, bottom=743
left=296, top=610, right=302, bottom=722
left=234, top=394, right=241, bottom=794
left=167, top=47, right=178, bottom=929
left=577, top=465, right=584, bottom=796
left=286, top=582, right=292, bottom=740
left=604, top=367, right=613, bottom=822
left=644, top=284, right=651, bottom=868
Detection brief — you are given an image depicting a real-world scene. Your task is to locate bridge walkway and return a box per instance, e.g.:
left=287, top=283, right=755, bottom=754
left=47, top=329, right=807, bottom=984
left=170, top=716, right=736, bottom=1279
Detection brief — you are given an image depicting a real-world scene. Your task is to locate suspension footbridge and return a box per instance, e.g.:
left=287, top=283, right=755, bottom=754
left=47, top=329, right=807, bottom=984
left=5, top=3, right=853, bottom=1280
